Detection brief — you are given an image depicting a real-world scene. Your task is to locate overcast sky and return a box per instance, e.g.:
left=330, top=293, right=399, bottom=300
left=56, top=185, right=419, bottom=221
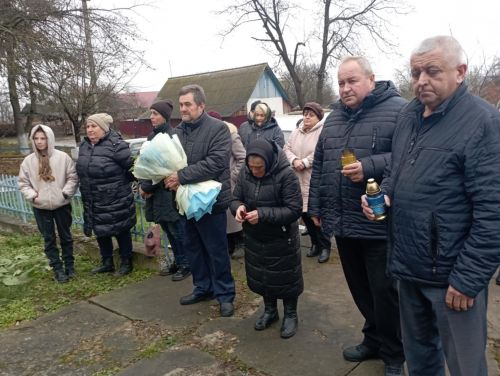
left=96, top=0, right=500, bottom=93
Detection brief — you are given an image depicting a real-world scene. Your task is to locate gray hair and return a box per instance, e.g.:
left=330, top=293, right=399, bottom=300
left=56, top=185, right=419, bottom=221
left=178, top=84, right=206, bottom=105
left=340, top=56, right=374, bottom=76
left=412, top=36, right=467, bottom=66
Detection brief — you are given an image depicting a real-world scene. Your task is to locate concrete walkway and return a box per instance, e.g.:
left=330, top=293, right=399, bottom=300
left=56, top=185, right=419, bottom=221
left=1, top=242, right=499, bottom=376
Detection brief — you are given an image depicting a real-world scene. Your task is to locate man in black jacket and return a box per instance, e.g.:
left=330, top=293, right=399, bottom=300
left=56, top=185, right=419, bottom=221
left=309, top=56, right=406, bottom=376
left=363, top=36, right=500, bottom=376
left=165, top=84, right=236, bottom=317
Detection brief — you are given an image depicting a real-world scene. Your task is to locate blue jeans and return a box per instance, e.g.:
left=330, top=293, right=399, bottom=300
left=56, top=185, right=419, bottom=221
left=398, top=280, right=488, bottom=376
left=33, top=204, right=74, bottom=270
left=183, top=211, right=235, bottom=303
left=159, top=217, right=189, bottom=268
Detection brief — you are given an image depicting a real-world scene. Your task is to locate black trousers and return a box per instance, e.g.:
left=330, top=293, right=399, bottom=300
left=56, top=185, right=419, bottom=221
left=33, top=204, right=74, bottom=270
left=96, top=229, right=133, bottom=261
left=335, top=236, right=404, bottom=365
left=302, top=213, right=331, bottom=250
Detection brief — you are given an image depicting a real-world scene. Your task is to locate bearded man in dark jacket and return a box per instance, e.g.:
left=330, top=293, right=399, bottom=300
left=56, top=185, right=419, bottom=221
left=164, top=84, right=236, bottom=318
left=308, top=56, right=406, bottom=376
left=363, top=36, right=500, bottom=376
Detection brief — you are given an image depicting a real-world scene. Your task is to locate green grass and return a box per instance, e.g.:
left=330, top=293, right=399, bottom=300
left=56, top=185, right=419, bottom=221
left=136, top=336, right=177, bottom=359
left=0, top=232, right=154, bottom=329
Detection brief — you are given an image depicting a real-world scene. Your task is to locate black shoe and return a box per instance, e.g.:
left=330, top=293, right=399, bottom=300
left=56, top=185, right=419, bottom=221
left=306, top=245, right=320, bottom=257
left=115, top=258, right=133, bottom=276
left=53, top=269, right=69, bottom=283
left=318, top=248, right=330, bottom=263
left=385, top=364, right=405, bottom=376
left=179, top=292, right=213, bottom=305
left=343, top=344, right=380, bottom=362
left=65, top=265, right=76, bottom=279
left=171, top=266, right=191, bottom=281
left=220, top=302, right=234, bottom=317
left=91, top=258, right=115, bottom=273
left=280, top=298, right=298, bottom=339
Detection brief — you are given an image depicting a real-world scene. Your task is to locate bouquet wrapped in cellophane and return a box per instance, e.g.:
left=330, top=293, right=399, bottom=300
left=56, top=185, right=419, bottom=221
left=132, top=132, right=221, bottom=221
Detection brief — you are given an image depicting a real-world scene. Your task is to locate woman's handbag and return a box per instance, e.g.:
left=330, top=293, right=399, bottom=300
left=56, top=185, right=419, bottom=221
left=144, top=224, right=161, bottom=256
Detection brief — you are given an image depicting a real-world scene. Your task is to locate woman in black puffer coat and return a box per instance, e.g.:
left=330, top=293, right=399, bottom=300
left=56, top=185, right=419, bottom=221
left=76, top=113, right=136, bottom=276
left=231, top=139, right=303, bottom=339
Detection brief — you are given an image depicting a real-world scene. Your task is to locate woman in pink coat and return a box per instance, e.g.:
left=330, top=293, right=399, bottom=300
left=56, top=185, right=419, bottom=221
left=284, top=102, right=331, bottom=263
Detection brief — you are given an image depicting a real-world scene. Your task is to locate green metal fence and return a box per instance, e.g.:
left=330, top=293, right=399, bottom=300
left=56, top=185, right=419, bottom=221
left=0, top=174, right=150, bottom=241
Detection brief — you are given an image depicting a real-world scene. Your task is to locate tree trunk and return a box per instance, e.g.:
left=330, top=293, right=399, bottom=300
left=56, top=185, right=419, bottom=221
left=25, top=59, right=37, bottom=132
left=316, top=69, right=326, bottom=105
left=6, top=39, right=29, bottom=154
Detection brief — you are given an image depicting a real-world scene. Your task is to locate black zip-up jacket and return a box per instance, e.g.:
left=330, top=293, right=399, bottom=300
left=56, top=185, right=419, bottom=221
left=174, top=112, right=231, bottom=213
left=308, top=80, right=406, bottom=239
left=238, top=116, right=285, bottom=149
left=382, top=83, right=500, bottom=297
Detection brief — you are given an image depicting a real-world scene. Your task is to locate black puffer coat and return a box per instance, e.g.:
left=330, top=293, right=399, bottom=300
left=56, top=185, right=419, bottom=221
left=77, top=130, right=136, bottom=237
left=139, top=123, right=180, bottom=223
left=308, top=81, right=406, bottom=239
left=381, top=84, right=500, bottom=298
left=175, top=112, right=231, bottom=214
left=231, top=140, right=303, bottom=299
left=238, top=117, right=285, bottom=149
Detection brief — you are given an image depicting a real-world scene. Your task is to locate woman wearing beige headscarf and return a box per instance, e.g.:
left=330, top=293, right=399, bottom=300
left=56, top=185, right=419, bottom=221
left=76, top=113, right=136, bottom=276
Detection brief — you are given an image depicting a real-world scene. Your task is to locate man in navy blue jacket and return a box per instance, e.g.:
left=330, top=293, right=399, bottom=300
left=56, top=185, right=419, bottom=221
left=363, top=36, right=500, bottom=376
left=309, top=57, right=406, bottom=376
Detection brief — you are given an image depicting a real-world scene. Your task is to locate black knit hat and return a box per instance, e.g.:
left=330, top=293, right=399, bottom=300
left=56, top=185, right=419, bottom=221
left=303, top=102, right=324, bottom=121
left=150, top=99, right=174, bottom=121
left=246, top=139, right=274, bottom=174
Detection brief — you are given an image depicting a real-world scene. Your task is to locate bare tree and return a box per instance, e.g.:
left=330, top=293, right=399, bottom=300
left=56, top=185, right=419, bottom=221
left=393, top=66, right=413, bottom=101
left=0, top=0, right=147, bottom=149
left=279, top=62, right=337, bottom=107
left=467, top=56, right=500, bottom=108
left=220, top=0, right=408, bottom=107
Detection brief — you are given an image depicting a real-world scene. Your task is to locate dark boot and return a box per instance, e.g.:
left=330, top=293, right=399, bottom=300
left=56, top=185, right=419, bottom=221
left=91, top=257, right=115, bottom=273
left=115, top=258, right=133, bottom=276
left=306, top=244, right=320, bottom=257
left=280, top=298, right=298, bottom=339
left=254, top=297, right=279, bottom=331
left=65, top=263, right=76, bottom=279
left=53, top=268, right=69, bottom=283
left=318, top=248, right=331, bottom=263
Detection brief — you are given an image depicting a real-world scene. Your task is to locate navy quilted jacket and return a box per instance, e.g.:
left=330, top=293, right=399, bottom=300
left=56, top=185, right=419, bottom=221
left=381, top=84, right=500, bottom=297
left=308, top=81, right=406, bottom=239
